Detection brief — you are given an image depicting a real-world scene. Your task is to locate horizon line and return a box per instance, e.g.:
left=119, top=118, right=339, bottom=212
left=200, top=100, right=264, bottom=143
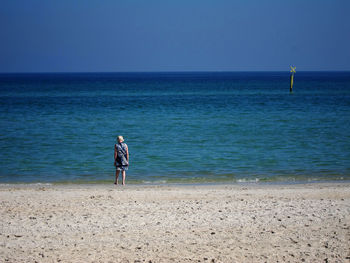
left=1, top=70, right=350, bottom=75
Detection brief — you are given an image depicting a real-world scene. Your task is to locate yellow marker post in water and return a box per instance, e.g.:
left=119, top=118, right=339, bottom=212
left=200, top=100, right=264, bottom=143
left=290, top=66, right=296, bottom=93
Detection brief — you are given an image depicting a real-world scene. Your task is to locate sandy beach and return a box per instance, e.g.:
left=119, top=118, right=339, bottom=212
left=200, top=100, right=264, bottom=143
left=1, top=182, right=349, bottom=262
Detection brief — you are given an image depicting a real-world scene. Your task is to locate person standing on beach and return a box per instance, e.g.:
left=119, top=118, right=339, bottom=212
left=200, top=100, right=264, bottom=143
left=114, top=136, right=129, bottom=185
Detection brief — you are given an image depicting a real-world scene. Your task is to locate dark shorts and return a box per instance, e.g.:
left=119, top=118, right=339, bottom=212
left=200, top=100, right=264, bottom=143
left=116, top=165, right=128, bottom=171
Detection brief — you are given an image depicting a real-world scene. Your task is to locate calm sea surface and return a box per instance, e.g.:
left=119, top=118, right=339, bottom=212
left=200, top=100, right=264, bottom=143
left=0, top=72, right=349, bottom=183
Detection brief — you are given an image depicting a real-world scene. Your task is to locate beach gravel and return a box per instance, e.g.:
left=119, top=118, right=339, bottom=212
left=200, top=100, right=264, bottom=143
left=0, top=183, right=349, bottom=262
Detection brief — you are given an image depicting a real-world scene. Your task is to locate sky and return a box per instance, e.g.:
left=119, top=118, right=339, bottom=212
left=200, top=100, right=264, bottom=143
left=1, top=0, right=350, bottom=72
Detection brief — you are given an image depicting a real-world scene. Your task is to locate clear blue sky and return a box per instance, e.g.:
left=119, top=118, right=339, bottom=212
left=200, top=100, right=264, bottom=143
left=1, top=0, right=349, bottom=72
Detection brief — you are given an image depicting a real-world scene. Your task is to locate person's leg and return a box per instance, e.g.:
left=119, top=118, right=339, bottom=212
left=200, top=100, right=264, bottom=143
left=115, top=169, right=120, bottom=185
left=122, top=170, right=126, bottom=185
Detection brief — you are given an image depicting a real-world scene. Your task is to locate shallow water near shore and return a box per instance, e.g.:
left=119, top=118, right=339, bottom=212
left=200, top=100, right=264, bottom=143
left=0, top=72, right=350, bottom=183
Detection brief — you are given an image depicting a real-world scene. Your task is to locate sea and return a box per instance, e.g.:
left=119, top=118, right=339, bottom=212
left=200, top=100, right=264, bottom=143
left=0, top=72, right=349, bottom=184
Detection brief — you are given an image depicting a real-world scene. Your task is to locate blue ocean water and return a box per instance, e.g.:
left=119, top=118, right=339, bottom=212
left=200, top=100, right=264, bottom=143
left=0, top=72, right=349, bottom=184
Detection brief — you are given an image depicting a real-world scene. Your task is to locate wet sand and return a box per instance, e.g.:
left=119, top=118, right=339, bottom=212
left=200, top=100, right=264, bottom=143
left=1, top=182, right=350, bottom=262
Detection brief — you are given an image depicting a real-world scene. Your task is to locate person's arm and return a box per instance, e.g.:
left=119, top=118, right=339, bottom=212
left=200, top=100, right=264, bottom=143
left=125, top=144, right=129, bottom=165
left=114, top=144, right=117, bottom=165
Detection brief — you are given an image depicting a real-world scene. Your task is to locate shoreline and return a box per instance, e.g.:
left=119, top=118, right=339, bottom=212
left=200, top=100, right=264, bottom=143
left=1, top=178, right=350, bottom=189
left=1, top=182, right=349, bottom=262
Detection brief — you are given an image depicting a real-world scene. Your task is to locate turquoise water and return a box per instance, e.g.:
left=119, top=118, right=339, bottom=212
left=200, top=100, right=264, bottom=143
left=0, top=72, right=350, bottom=183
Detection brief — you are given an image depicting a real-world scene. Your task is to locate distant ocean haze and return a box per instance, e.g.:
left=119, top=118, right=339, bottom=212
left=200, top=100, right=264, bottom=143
left=0, top=72, right=349, bottom=183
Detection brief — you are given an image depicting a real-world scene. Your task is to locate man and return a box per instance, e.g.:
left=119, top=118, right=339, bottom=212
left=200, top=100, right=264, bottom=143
left=114, top=135, right=129, bottom=185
